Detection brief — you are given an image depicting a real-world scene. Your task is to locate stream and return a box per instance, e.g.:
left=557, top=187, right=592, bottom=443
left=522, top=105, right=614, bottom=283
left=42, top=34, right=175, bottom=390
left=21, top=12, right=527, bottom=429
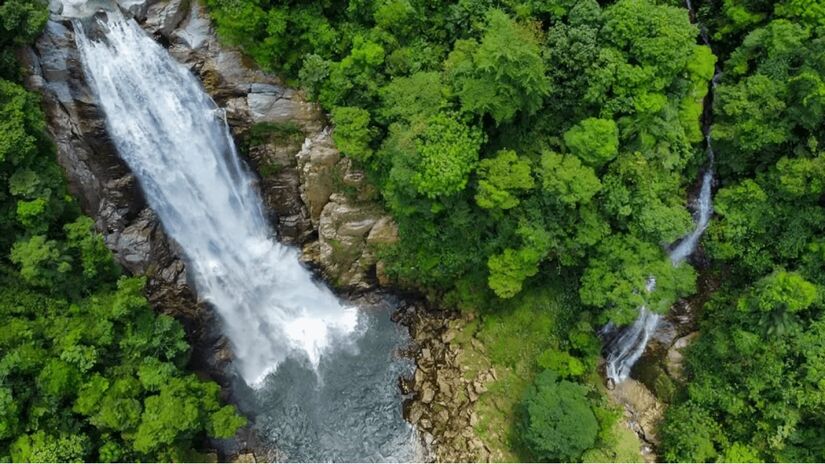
left=601, top=0, right=720, bottom=385
left=67, top=4, right=422, bottom=461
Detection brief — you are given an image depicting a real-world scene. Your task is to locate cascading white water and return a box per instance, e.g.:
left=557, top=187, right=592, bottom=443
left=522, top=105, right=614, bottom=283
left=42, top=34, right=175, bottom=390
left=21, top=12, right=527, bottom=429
left=74, top=11, right=360, bottom=386
left=603, top=147, right=715, bottom=384
left=603, top=5, right=720, bottom=382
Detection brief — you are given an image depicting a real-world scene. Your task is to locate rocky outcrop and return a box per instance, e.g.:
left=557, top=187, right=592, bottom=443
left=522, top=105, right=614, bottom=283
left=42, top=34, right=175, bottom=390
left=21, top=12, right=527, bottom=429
left=22, top=15, right=200, bottom=327
left=296, top=131, right=396, bottom=289
left=403, top=312, right=493, bottom=462
left=607, top=379, right=663, bottom=463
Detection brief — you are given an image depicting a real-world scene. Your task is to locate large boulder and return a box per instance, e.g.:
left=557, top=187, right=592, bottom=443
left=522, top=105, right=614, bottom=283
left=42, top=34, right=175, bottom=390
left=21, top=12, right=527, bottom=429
left=144, top=0, right=189, bottom=37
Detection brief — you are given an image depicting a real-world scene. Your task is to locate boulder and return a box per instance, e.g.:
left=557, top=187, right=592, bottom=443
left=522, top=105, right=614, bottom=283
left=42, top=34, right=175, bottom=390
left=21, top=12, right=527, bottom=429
left=144, top=0, right=189, bottom=38
left=233, top=453, right=256, bottom=463
left=116, top=0, right=159, bottom=20
left=608, top=378, right=664, bottom=446
left=295, top=130, right=398, bottom=289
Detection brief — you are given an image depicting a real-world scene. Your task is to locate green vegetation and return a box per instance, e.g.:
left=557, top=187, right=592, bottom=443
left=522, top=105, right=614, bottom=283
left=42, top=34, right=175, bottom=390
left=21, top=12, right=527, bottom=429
left=0, top=1, right=245, bottom=461
left=203, top=0, right=796, bottom=461
left=521, top=370, right=599, bottom=462
left=450, top=280, right=640, bottom=462
left=2, top=0, right=822, bottom=460
left=658, top=1, right=825, bottom=462
left=205, top=0, right=712, bottom=325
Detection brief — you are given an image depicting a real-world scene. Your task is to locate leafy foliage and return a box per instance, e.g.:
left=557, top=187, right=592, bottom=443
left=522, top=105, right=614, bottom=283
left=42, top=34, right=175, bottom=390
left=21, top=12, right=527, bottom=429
left=204, top=0, right=712, bottom=328
left=661, top=2, right=825, bottom=461
left=520, top=370, right=599, bottom=461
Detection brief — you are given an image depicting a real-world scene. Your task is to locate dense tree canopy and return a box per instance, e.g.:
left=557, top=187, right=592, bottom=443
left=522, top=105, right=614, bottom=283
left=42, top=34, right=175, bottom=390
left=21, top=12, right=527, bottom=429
left=206, top=0, right=712, bottom=325
left=520, top=370, right=599, bottom=461
left=660, top=1, right=825, bottom=462
left=5, top=0, right=824, bottom=460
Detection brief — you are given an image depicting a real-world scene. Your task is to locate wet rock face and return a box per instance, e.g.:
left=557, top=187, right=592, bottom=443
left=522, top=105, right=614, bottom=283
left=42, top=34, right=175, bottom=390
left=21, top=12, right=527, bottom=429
left=22, top=16, right=197, bottom=323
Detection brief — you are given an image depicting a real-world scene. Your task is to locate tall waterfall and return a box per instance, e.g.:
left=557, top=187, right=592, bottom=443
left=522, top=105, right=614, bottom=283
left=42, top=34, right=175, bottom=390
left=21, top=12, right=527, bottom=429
left=74, top=11, right=359, bottom=386
left=602, top=3, right=719, bottom=383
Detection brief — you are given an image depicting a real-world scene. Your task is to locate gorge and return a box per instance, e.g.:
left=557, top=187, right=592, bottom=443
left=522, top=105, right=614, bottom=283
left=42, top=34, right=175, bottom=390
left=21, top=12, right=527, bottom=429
left=8, top=0, right=822, bottom=461
left=35, top=1, right=422, bottom=461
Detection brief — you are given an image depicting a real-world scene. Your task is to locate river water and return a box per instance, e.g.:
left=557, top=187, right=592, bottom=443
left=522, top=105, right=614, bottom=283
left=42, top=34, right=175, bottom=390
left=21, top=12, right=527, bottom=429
left=70, top=5, right=420, bottom=461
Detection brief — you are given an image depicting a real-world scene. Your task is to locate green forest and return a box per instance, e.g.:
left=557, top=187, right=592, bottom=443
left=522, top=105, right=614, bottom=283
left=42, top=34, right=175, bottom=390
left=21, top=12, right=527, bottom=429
left=1, top=0, right=825, bottom=461
left=204, top=0, right=825, bottom=460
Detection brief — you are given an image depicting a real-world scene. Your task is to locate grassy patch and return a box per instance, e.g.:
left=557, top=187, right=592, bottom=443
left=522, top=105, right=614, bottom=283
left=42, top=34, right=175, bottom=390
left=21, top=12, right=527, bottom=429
left=453, top=275, right=644, bottom=462
left=257, top=159, right=283, bottom=178
left=453, top=281, right=576, bottom=461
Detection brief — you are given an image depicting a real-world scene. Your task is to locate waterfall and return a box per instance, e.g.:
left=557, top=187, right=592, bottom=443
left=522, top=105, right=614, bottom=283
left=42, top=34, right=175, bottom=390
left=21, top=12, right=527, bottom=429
left=602, top=1, right=719, bottom=384
left=74, top=10, right=360, bottom=386
left=603, top=146, right=715, bottom=384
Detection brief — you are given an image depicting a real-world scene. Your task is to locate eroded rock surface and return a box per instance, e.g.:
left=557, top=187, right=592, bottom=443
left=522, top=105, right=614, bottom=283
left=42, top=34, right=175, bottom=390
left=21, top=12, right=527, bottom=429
left=22, top=15, right=198, bottom=325
left=607, top=379, right=663, bottom=463
left=296, top=131, right=395, bottom=288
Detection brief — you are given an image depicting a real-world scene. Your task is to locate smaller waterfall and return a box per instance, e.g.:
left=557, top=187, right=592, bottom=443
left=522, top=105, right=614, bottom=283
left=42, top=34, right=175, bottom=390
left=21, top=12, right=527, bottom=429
left=603, top=1, right=720, bottom=383
left=669, top=137, right=715, bottom=265
left=602, top=278, right=659, bottom=383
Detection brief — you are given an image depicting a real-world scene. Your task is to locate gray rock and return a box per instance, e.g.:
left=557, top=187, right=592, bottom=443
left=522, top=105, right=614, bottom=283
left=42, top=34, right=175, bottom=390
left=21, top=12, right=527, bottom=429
left=144, top=0, right=188, bottom=37
left=116, top=0, right=158, bottom=20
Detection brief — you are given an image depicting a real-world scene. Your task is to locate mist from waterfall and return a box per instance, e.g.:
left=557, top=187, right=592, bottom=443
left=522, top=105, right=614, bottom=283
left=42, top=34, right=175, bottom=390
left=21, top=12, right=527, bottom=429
left=75, top=10, right=360, bottom=386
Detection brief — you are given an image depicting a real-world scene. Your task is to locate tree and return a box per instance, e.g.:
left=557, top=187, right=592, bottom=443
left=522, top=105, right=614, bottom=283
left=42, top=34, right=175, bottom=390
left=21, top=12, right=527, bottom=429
left=521, top=370, right=599, bottom=462
left=379, top=71, right=444, bottom=123
left=474, top=149, right=534, bottom=210
left=660, top=403, right=721, bottom=462
left=488, top=247, right=541, bottom=299
left=331, top=106, right=375, bottom=161
left=539, top=151, right=601, bottom=205
left=602, top=152, right=694, bottom=244
left=0, top=79, right=44, bottom=165
left=405, top=112, right=485, bottom=199
left=445, top=9, right=548, bottom=124
left=580, top=234, right=697, bottom=324
left=563, top=118, right=619, bottom=167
